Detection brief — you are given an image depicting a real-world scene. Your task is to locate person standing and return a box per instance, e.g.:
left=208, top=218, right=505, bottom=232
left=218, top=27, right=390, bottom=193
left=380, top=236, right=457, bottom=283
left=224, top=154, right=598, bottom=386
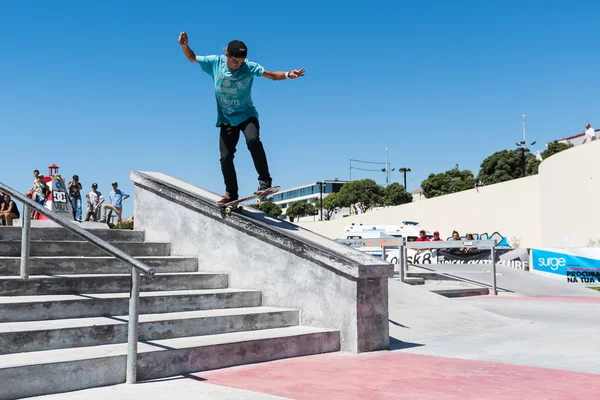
left=101, top=182, right=129, bottom=225
left=178, top=32, right=305, bottom=206
left=68, top=175, right=83, bottom=221
left=582, top=122, right=596, bottom=144
left=85, top=183, right=104, bottom=222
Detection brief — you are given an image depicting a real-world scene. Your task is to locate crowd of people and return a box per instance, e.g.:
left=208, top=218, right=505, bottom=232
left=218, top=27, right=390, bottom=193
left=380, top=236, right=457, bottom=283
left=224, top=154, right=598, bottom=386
left=0, top=170, right=130, bottom=227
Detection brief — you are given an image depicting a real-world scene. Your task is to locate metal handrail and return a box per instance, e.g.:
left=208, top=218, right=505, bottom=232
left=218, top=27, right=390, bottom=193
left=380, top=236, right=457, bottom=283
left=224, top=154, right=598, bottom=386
left=0, top=181, right=154, bottom=383
left=0, top=182, right=155, bottom=277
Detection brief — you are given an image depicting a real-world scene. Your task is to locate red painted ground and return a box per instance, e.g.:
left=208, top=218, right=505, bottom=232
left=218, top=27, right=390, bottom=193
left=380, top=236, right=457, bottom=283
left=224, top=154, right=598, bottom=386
left=480, top=295, right=600, bottom=303
left=198, top=352, right=599, bottom=400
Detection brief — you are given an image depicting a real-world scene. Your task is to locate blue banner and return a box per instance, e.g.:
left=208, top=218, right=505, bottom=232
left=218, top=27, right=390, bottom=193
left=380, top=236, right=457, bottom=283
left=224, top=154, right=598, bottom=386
left=531, top=248, right=600, bottom=276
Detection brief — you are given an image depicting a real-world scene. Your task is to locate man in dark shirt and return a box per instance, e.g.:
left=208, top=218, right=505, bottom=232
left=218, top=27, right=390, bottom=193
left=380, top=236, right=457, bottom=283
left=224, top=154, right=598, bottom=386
left=0, top=194, right=20, bottom=226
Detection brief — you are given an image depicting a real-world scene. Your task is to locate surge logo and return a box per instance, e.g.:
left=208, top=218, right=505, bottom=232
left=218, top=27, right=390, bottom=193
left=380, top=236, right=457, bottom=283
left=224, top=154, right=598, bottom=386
left=532, top=249, right=600, bottom=283
left=537, top=257, right=566, bottom=270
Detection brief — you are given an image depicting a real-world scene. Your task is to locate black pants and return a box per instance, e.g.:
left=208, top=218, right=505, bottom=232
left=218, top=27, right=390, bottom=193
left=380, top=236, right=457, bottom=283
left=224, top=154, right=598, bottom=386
left=219, top=117, right=271, bottom=198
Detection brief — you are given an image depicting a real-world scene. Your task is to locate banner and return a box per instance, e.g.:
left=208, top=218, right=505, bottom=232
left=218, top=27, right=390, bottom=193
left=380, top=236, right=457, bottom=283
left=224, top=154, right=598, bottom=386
left=531, top=248, right=600, bottom=283
left=437, top=248, right=530, bottom=270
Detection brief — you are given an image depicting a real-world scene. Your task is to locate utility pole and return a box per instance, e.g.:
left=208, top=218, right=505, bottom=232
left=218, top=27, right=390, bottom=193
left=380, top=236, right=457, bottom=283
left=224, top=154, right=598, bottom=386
left=522, top=114, right=526, bottom=145
left=516, top=114, right=536, bottom=178
left=385, top=148, right=389, bottom=186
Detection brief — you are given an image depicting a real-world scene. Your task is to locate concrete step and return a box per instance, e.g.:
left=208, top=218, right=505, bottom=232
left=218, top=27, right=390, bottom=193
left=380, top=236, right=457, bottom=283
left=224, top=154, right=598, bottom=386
left=0, top=306, right=298, bottom=355
left=402, top=277, right=425, bottom=285
left=0, top=256, right=198, bottom=276
left=0, top=289, right=262, bottom=322
left=0, top=227, right=145, bottom=243
left=0, top=241, right=170, bottom=257
left=0, top=272, right=227, bottom=296
left=0, top=326, right=340, bottom=400
left=420, top=284, right=490, bottom=298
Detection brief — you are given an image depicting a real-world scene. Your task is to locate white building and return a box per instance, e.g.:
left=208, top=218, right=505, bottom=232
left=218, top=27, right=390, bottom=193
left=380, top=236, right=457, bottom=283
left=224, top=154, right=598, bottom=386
left=272, top=179, right=349, bottom=216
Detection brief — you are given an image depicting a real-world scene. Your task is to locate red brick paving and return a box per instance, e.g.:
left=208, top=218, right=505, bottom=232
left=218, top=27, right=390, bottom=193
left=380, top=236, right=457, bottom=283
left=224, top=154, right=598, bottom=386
left=199, top=351, right=599, bottom=400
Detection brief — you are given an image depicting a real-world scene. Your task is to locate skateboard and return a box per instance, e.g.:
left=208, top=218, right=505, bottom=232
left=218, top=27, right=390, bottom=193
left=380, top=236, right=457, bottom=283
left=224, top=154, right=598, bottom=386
left=218, top=186, right=280, bottom=215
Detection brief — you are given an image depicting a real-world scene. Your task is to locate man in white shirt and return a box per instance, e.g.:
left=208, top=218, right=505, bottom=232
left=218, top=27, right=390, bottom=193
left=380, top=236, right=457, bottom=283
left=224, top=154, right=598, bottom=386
left=582, top=122, right=596, bottom=144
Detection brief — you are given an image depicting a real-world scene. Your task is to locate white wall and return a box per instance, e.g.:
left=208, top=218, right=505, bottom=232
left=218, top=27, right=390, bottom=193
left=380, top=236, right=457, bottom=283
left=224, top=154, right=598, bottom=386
left=297, top=174, right=542, bottom=248
left=296, top=140, right=600, bottom=249
left=539, top=139, right=600, bottom=247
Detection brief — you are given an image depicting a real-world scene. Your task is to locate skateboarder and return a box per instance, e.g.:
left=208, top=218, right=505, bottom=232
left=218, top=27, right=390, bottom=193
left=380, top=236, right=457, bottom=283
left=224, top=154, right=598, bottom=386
left=178, top=32, right=305, bottom=206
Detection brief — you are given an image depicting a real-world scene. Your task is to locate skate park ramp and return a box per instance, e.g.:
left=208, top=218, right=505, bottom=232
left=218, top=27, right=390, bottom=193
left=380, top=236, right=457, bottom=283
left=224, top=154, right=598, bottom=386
left=386, top=277, right=514, bottom=346
left=412, top=261, right=600, bottom=297
left=130, top=171, right=393, bottom=354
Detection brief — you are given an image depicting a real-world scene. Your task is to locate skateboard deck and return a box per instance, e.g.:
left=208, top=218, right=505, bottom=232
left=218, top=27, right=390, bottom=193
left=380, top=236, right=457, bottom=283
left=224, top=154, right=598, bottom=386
left=218, top=186, right=280, bottom=215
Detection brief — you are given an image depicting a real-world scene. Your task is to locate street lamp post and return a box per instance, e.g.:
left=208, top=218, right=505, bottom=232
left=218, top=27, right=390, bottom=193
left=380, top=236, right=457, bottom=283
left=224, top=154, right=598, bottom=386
left=398, top=168, right=411, bottom=190
left=316, top=181, right=324, bottom=221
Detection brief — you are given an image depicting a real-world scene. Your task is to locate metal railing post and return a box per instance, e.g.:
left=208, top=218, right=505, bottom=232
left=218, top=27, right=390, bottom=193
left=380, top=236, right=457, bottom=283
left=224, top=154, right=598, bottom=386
left=399, top=242, right=406, bottom=282
left=381, top=246, right=387, bottom=263
left=20, top=206, right=31, bottom=279
left=490, top=239, right=497, bottom=295
left=126, top=267, right=141, bottom=384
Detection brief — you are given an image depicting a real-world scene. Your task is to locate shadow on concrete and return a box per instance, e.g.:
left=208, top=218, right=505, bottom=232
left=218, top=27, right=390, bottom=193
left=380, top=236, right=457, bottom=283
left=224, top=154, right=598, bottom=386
left=388, top=337, right=425, bottom=351
left=389, top=319, right=409, bottom=329
left=139, top=373, right=207, bottom=383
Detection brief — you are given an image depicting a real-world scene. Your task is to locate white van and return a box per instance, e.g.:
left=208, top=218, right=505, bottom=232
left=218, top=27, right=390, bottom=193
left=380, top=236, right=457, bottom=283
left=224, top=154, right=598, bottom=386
left=342, top=222, right=432, bottom=242
left=342, top=222, right=434, bottom=264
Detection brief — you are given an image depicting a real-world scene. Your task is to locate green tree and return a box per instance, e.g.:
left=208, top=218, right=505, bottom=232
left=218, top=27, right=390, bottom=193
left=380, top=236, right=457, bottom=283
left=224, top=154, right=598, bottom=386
left=337, top=179, right=384, bottom=212
left=526, top=141, right=574, bottom=175
left=421, top=168, right=475, bottom=198
left=249, top=199, right=282, bottom=217
left=315, top=192, right=341, bottom=221
left=477, top=149, right=526, bottom=185
left=285, top=200, right=316, bottom=221
left=383, top=182, right=413, bottom=206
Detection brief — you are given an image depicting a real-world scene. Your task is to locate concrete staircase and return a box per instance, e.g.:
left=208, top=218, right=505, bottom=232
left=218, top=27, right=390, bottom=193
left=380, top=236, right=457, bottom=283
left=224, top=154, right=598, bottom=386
left=0, top=227, right=340, bottom=400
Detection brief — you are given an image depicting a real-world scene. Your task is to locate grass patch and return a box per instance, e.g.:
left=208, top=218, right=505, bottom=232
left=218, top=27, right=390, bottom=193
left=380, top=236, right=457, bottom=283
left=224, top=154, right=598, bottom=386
left=588, top=287, right=600, bottom=292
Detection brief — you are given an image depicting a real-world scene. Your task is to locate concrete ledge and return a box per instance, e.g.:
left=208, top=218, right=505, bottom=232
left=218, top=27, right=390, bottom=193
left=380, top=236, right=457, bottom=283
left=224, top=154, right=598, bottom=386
left=131, top=171, right=392, bottom=353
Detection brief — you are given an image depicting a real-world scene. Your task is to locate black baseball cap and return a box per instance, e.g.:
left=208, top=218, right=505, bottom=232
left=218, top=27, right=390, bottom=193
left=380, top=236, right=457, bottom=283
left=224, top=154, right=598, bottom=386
left=227, top=40, right=247, bottom=58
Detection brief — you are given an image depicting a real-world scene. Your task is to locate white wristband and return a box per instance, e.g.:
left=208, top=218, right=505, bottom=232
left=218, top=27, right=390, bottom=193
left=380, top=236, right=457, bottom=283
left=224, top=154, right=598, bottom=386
left=285, top=71, right=290, bottom=79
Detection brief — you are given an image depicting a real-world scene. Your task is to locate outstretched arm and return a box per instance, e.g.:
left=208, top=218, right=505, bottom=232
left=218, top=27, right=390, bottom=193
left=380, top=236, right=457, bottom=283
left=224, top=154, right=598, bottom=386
left=262, top=68, right=305, bottom=81
left=178, top=32, right=197, bottom=62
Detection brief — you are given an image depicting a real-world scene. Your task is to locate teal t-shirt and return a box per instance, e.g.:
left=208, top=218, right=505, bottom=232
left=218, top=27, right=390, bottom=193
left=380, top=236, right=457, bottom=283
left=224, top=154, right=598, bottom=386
left=196, top=55, right=265, bottom=127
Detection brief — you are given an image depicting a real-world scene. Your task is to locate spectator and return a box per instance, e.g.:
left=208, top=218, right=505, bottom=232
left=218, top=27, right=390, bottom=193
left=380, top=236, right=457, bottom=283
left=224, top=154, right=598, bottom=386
left=415, top=230, right=430, bottom=242
left=31, top=175, right=49, bottom=220
left=432, top=231, right=443, bottom=241
left=85, top=183, right=104, bottom=222
left=100, top=182, right=129, bottom=225
left=25, top=169, right=40, bottom=200
left=0, top=194, right=20, bottom=226
left=68, top=175, right=83, bottom=221
left=582, top=122, right=596, bottom=144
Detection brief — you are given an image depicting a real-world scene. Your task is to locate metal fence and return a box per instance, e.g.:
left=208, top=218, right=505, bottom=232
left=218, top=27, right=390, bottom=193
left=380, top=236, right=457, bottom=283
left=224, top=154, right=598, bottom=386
left=335, top=237, right=499, bottom=295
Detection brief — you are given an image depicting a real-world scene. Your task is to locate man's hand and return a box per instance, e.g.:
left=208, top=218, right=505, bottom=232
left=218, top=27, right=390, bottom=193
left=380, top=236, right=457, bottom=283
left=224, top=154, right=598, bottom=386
left=289, top=68, right=305, bottom=79
left=178, top=32, right=188, bottom=46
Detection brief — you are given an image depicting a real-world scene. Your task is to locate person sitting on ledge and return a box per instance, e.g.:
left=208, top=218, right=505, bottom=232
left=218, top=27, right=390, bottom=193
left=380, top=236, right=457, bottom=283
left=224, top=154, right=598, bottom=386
left=0, top=194, right=20, bottom=226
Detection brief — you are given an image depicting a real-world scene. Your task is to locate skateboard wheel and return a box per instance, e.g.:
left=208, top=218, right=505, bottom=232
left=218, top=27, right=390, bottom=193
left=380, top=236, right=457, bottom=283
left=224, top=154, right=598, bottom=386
left=225, top=207, right=232, bottom=214
left=256, top=199, right=261, bottom=205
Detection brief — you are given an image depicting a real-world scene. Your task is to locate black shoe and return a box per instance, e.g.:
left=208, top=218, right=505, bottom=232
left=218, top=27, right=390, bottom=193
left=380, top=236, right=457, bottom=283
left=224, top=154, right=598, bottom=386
left=217, top=193, right=238, bottom=207
left=254, top=180, right=272, bottom=195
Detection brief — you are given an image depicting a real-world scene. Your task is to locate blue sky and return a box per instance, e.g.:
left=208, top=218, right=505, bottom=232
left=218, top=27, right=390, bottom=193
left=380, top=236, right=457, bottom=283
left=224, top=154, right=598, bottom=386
left=2, top=0, right=599, bottom=218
